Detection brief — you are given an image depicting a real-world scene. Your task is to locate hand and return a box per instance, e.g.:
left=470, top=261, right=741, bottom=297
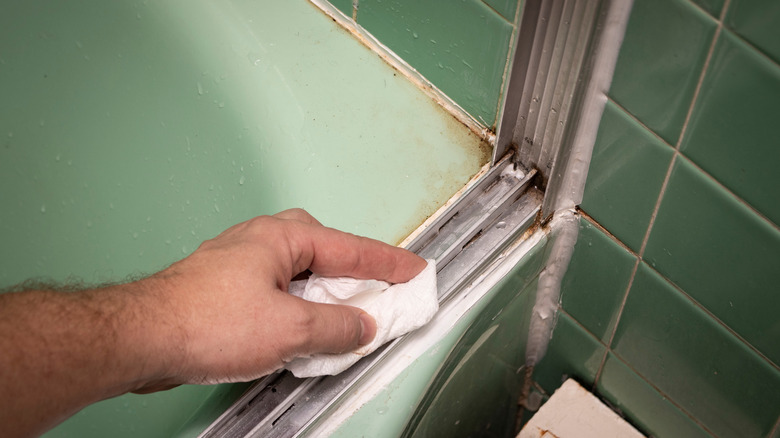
left=0, top=208, right=425, bottom=437
left=132, top=208, right=426, bottom=391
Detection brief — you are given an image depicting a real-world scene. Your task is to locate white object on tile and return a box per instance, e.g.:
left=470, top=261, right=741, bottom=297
left=519, top=379, right=644, bottom=438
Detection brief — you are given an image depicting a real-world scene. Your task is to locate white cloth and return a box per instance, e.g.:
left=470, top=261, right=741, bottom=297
left=285, top=260, right=438, bottom=378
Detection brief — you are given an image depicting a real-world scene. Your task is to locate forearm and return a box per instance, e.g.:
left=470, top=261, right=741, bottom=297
left=0, top=280, right=176, bottom=438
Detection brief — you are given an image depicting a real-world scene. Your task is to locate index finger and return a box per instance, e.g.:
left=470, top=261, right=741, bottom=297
left=282, top=221, right=427, bottom=284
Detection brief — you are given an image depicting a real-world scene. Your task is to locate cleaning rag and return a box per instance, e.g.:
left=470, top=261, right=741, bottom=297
left=285, top=259, right=438, bottom=378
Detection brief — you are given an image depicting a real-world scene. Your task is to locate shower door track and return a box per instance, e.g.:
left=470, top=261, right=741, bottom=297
left=198, top=153, right=542, bottom=438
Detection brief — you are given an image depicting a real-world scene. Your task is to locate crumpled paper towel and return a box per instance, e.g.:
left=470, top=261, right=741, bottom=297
left=285, top=259, right=438, bottom=378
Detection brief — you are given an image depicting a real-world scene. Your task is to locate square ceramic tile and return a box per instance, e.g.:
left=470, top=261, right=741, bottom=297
left=680, top=30, right=780, bottom=226
left=559, top=216, right=636, bottom=341
left=359, top=0, right=513, bottom=126
left=612, top=263, right=780, bottom=438
left=726, top=0, right=780, bottom=64
left=691, top=0, right=725, bottom=18
left=532, top=313, right=606, bottom=394
left=597, top=353, right=713, bottom=438
left=481, top=0, right=517, bottom=22
left=581, top=100, right=674, bottom=251
left=644, top=157, right=780, bottom=365
left=609, top=0, right=716, bottom=144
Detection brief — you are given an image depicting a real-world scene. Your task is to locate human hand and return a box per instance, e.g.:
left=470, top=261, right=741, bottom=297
left=132, top=208, right=426, bottom=391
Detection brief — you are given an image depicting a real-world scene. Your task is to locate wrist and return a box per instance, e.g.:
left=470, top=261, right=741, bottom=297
left=100, top=275, right=187, bottom=393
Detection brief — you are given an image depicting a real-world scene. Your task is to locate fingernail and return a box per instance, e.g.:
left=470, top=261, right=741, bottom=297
left=358, top=312, right=377, bottom=346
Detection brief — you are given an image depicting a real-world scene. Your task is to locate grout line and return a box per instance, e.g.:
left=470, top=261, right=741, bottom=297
left=644, top=259, right=780, bottom=371
left=677, top=154, right=780, bottom=232
left=636, top=0, right=728, bottom=259
left=578, top=210, right=638, bottom=256
left=592, top=257, right=640, bottom=388
left=493, top=0, right=524, bottom=131
left=478, top=0, right=515, bottom=25
left=606, top=97, right=675, bottom=149
left=610, top=95, right=780, bottom=233
left=637, top=153, right=677, bottom=257
left=675, top=0, right=729, bottom=150
left=609, top=349, right=720, bottom=438
left=557, top=308, right=607, bottom=348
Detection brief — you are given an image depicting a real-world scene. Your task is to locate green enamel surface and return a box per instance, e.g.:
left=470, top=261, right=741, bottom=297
left=644, top=158, right=780, bottom=365
left=0, top=0, right=488, bottom=436
left=561, top=0, right=780, bottom=434
left=691, top=0, right=725, bottom=17
left=726, top=0, right=780, bottom=64
left=681, top=30, right=780, bottom=226
left=597, top=353, right=713, bottom=438
left=532, top=313, right=605, bottom=394
left=581, top=100, right=674, bottom=252
left=609, top=0, right=716, bottom=144
left=613, top=263, right=780, bottom=437
left=559, top=216, right=635, bottom=341
left=331, top=236, right=548, bottom=437
left=358, top=0, right=514, bottom=127
left=482, top=0, right=519, bottom=21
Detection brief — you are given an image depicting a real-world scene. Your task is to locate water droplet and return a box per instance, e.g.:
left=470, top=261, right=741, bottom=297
left=218, top=102, right=225, bottom=109
left=181, top=246, right=187, bottom=254
left=165, top=239, right=171, bottom=245
left=7, top=131, right=13, bottom=138
left=86, top=220, right=93, bottom=228
left=132, top=232, right=139, bottom=239
left=412, top=32, right=419, bottom=39
left=55, top=154, right=61, bottom=162
left=197, top=82, right=204, bottom=96
left=239, top=175, right=245, bottom=185
left=39, top=119, right=45, bottom=127
left=214, top=204, right=220, bottom=213
left=40, top=205, right=46, bottom=214
left=495, top=221, right=506, bottom=229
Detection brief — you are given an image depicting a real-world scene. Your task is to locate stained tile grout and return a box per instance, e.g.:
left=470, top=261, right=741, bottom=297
left=477, top=0, right=515, bottom=25
left=579, top=210, right=638, bottom=256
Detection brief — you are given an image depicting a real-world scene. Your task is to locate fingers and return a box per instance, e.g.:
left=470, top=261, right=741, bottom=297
left=262, top=209, right=426, bottom=284
left=286, top=298, right=377, bottom=356
left=284, top=222, right=427, bottom=284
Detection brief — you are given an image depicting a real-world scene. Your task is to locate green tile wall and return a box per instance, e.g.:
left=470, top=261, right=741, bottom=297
left=337, top=0, right=520, bottom=128
left=535, top=0, right=780, bottom=437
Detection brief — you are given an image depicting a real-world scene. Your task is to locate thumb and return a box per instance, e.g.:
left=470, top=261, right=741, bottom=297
left=293, top=301, right=377, bottom=356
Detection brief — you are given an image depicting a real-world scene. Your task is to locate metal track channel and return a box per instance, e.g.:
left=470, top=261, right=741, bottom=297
left=198, top=156, right=542, bottom=438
